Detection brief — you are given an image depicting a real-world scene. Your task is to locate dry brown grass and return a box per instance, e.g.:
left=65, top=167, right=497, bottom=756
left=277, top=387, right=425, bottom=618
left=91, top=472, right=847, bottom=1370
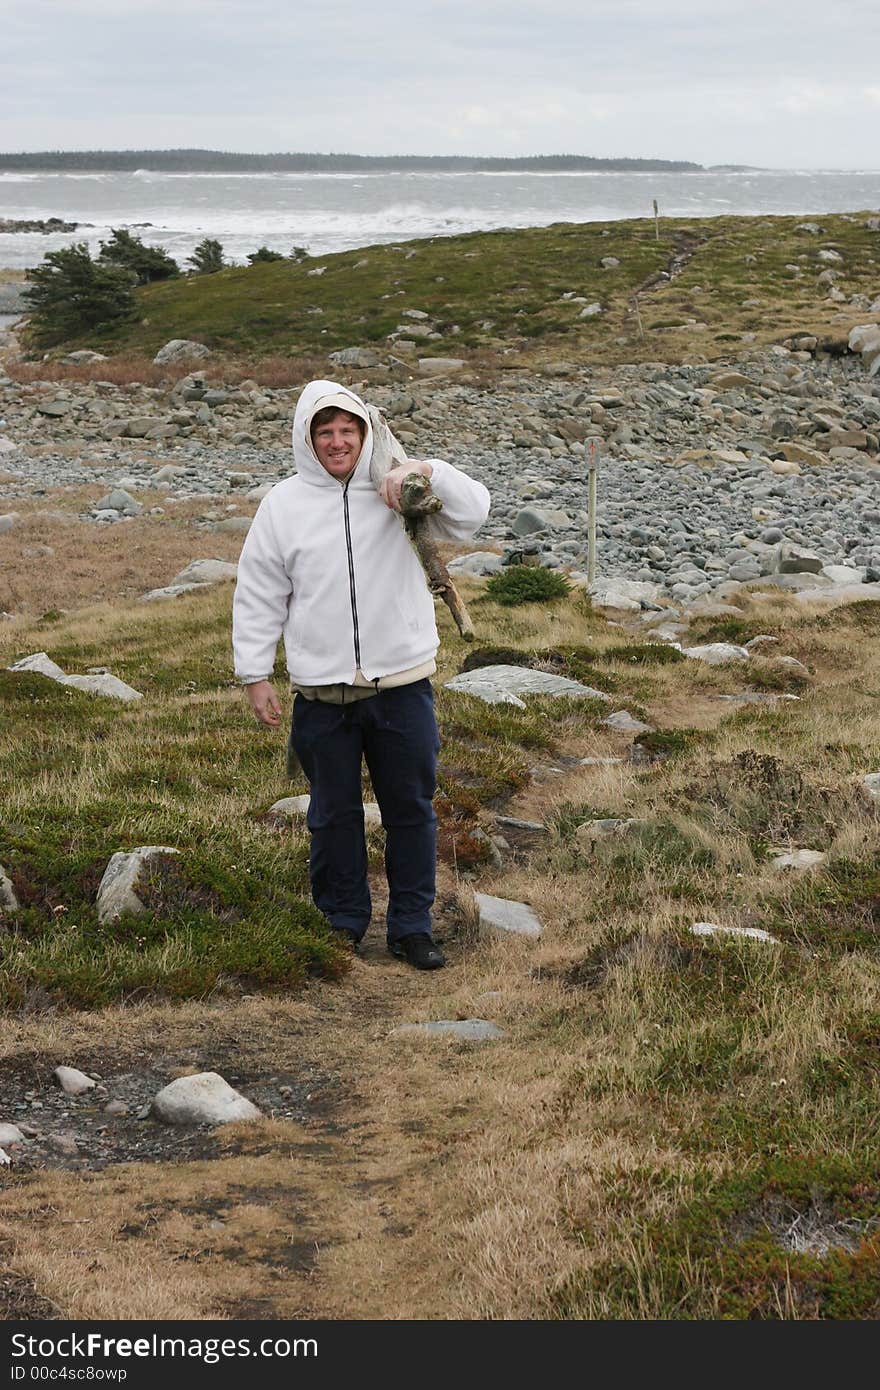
left=0, top=580, right=878, bottom=1320
left=0, top=496, right=249, bottom=614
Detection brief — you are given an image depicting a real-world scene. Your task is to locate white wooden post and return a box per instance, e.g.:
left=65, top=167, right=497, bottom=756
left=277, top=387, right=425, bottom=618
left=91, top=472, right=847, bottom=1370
left=587, top=438, right=599, bottom=585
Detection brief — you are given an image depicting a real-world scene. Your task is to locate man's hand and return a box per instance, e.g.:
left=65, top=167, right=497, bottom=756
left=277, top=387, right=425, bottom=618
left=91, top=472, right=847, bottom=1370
left=246, top=679, right=282, bottom=728
left=379, top=460, right=432, bottom=511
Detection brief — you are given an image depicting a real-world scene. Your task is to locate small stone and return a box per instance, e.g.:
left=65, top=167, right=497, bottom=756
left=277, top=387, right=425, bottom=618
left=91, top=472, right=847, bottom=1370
left=169, top=558, right=238, bottom=588
left=151, top=1072, right=262, bottom=1125
left=683, top=643, right=750, bottom=665
left=389, top=1019, right=505, bottom=1042
left=46, top=1132, right=79, bottom=1156
left=776, top=543, right=823, bottom=575
left=0, top=1123, right=25, bottom=1146
left=0, top=864, right=19, bottom=912
left=417, top=358, right=465, bottom=376
left=328, top=347, right=381, bottom=368
left=690, top=922, right=778, bottom=944
left=772, top=849, right=826, bottom=871
left=474, top=893, right=542, bottom=938
left=54, top=1066, right=96, bottom=1096
left=861, top=773, right=880, bottom=806
left=153, top=339, right=212, bottom=365
left=601, top=710, right=655, bottom=734
left=268, top=795, right=381, bottom=826
left=103, top=1099, right=129, bottom=1117
left=575, top=817, right=645, bottom=844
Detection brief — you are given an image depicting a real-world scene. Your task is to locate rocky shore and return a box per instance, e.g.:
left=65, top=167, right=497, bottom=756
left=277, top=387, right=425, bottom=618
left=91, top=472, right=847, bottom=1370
left=1, top=338, right=879, bottom=607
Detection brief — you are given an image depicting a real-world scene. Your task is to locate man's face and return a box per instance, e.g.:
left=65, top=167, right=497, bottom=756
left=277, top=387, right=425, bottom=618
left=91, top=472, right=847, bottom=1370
left=311, top=410, right=364, bottom=480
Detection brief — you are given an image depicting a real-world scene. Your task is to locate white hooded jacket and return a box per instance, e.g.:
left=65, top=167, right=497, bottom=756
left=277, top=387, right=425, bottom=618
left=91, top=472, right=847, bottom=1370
left=231, top=379, right=491, bottom=686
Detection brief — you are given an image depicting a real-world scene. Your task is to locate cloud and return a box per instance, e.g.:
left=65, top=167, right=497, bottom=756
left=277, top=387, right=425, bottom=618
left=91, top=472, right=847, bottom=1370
left=1, top=0, right=878, bottom=166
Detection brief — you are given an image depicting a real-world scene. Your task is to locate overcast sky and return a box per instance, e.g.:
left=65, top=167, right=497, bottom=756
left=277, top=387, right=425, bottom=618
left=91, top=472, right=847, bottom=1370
left=3, top=0, right=877, bottom=167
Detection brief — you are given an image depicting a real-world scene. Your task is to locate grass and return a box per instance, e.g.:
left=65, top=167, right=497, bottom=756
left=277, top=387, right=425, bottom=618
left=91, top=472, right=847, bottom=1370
left=32, top=211, right=880, bottom=371
left=0, top=529, right=879, bottom=1320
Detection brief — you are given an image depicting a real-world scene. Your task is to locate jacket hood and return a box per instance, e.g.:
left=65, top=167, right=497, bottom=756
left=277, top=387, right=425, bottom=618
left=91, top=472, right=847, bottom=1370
left=292, top=379, right=373, bottom=486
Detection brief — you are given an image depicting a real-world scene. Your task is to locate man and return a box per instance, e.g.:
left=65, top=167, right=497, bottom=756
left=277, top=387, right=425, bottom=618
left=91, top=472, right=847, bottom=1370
left=232, top=379, right=490, bottom=970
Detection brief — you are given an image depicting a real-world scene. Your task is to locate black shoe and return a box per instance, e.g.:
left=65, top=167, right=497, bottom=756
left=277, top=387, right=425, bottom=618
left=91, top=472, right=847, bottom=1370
left=388, top=933, right=446, bottom=970
left=332, top=927, right=360, bottom=953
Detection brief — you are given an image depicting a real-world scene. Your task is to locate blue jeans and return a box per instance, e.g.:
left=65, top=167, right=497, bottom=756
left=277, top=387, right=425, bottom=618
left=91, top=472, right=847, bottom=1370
left=289, top=680, right=439, bottom=943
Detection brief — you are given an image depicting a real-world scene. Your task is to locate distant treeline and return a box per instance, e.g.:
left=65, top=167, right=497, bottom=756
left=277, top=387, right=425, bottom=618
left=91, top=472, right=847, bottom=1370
left=0, top=149, right=705, bottom=173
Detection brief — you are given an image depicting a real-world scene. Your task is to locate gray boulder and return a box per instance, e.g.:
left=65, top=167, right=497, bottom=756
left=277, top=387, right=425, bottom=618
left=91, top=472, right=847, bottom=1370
left=54, top=1066, right=96, bottom=1096
left=94, top=488, right=141, bottom=516
left=445, top=666, right=610, bottom=708
left=170, top=558, right=238, bottom=588
left=862, top=773, right=880, bottom=806
left=96, top=846, right=179, bottom=924
left=417, top=358, right=465, bottom=375
left=8, top=652, right=66, bottom=681
left=601, top=710, right=655, bottom=734
left=328, top=347, right=381, bottom=369
left=684, top=643, right=750, bottom=666
left=153, top=339, right=212, bottom=365
left=448, top=551, right=504, bottom=576
left=776, top=543, right=823, bottom=575
left=60, top=673, right=143, bottom=702
left=513, top=506, right=571, bottom=536
left=151, top=1072, right=261, bottom=1126
left=0, top=865, right=19, bottom=912
left=474, top=893, right=542, bottom=938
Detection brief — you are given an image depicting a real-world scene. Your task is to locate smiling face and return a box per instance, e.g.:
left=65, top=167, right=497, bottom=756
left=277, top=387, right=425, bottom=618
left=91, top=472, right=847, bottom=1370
left=310, top=408, right=365, bottom=481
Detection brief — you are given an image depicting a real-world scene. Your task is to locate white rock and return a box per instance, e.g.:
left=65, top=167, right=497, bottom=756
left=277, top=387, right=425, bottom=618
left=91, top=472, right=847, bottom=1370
left=96, top=846, right=179, bottom=924
left=0, top=1123, right=25, bottom=1146
left=821, top=565, right=866, bottom=585
left=684, top=643, right=751, bottom=665
left=269, top=795, right=382, bottom=826
left=0, top=1149, right=10, bottom=1167
left=445, top=665, right=610, bottom=706
left=417, top=358, right=465, bottom=375
left=0, top=865, right=19, bottom=912
left=8, top=652, right=67, bottom=681
left=690, top=922, right=778, bottom=944
left=474, top=893, right=542, bottom=938
left=389, top=1019, right=505, bottom=1042
left=170, top=558, right=238, bottom=588
left=861, top=773, right=880, bottom=805
left=448, top=551, right=504, bottom=576
left=60, top=673, right=143, bottom=702
left=772, top=849, right=826, bottom=871
left=54, top=1066, right=96, bottom=1096
left=153, top=339, right=212, bottom=365
left=601, top=710, right=655, bottom=734
left=575, top=817, right=645, bottom=844
left=140, top=582, right=213, bottom=602
left=794, top=582, right=880, bottom=608
left=151, top=1071, right=262, bottom=1126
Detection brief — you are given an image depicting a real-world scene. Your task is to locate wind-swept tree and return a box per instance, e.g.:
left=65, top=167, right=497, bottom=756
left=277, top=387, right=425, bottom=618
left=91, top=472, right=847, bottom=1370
left=23, top=243, right=136, bottom=346
left=247, top=246, right=285, bottom=264
left=187, top=237, right=225, bottom=274
left=99, top=228, right=179, bottom=284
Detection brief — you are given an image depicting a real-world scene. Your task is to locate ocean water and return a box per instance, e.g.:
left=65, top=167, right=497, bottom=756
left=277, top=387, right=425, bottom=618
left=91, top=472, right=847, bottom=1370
left=1, top=167, right=879, bottom=271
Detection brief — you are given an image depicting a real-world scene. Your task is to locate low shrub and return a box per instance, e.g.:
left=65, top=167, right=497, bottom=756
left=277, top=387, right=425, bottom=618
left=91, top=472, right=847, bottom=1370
left=485, top=566, right=571, bottom=607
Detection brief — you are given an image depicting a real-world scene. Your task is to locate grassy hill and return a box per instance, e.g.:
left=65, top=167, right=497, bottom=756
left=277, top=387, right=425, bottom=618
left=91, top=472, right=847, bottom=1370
left=53, top=212, right=880, bottom=369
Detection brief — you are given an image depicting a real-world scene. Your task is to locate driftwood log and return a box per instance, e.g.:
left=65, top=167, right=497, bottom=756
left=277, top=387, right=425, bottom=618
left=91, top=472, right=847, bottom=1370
left=367, top=405, right=475, bottom=641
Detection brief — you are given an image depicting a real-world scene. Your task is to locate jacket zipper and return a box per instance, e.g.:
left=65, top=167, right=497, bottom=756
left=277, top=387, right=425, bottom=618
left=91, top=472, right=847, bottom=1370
left=342, top=480, right=361, bottom=669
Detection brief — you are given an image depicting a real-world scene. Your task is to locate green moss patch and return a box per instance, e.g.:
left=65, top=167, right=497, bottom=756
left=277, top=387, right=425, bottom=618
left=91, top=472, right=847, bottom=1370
left=554, top=1158, right=880, bottom=1319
